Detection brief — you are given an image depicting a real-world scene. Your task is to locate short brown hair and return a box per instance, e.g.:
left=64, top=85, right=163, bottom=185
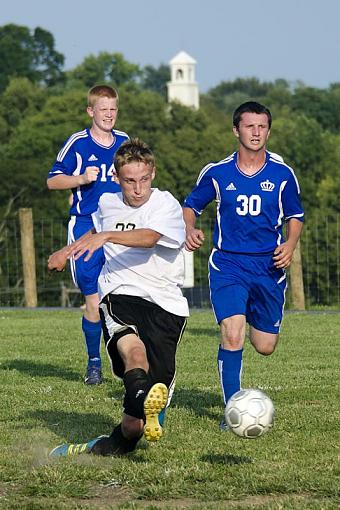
left=114, top=138, right=155, bottom=174
left=233, top=101, right=272, bottom=129
left=87, top=85, right=119, bottom=108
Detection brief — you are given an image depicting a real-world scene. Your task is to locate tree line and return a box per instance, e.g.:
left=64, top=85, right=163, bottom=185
left=0, top=23, right=339, bottom=305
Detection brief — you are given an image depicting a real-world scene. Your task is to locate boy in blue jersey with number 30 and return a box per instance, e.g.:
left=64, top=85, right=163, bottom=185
left=183, top=101, right=304, bottom=427
left=47, top=85, right=129, bottom=385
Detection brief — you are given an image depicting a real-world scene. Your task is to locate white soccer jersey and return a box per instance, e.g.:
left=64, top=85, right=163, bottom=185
left=92, top=188, right=189, bottom=317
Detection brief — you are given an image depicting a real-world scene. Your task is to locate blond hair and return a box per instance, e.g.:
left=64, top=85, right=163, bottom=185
left=114, top=138, right=155, bottom=174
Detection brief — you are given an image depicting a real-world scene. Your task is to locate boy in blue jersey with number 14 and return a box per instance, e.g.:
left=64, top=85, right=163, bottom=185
left=47, top=85, right=129, bottom=385
left=183, top=101, right=304, bottom=428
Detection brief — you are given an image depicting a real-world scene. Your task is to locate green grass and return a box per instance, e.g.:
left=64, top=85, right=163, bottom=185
left=0, top=309, right=339, bottom=509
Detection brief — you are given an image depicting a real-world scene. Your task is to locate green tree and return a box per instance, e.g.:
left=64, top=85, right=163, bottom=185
left=140, top=64, right=170, bottom=98
left=0, top=77, right=46, bottom=137
left=0, top=24, right=64, bottom=92
left=206, top=77, right=288, bottom=113
left=269, top=114, right=335, bottom=216
left=67, top=52, right=141, bottom=88
left=0, top=89, right=88, bottom=219
left=291, top=85, right=340, bottom=133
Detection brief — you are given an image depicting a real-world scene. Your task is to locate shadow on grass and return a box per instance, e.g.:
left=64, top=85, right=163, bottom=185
left=1, top=359, right=81, bottom=381
left=201, top=453, right=252, bottom=465
left=26, top=409, right=114, bottom=442
left=186, top=327, right=220, bottom=338
left=172, top=387, right=222, bottom=419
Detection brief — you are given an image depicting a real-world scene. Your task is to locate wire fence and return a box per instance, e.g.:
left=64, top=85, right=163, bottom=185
left=0, top=215, right=339, bottom=308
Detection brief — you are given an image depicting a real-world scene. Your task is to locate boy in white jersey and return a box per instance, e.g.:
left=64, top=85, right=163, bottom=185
left=48, top=139, right=189, bottom=456
left=47, top=85, right=129, bottom=385
left=183, top=102, right=304, bottom=428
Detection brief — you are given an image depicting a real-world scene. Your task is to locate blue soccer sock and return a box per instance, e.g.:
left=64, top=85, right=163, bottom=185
left=217, top=346, right=243, bottom=405
left=82, top=317, right=102, bottom=367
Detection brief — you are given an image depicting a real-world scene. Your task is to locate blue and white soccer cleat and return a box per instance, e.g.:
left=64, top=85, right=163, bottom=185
left=49, top=435, right=108, bottom=457
left=143, top=383, right=168, bottom=442
left=219, top=419, right=230, bottom=432
left=84, top=365, right=103, bottom=385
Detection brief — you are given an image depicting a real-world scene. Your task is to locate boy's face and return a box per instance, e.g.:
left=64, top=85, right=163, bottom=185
left=87, top=97, right=118, bottom=132
left=116, top=161, right=155, bottom=208
left=233, top=112, right=270, bottom=152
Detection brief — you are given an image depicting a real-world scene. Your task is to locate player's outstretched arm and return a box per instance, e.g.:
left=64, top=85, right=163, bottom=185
left=183, top=207, right=205, bottom=252
left=273, top=218, right=304, bottom=269
left=47, top=229, right=95, bottom=272
left=48, top=246, right=71, bottom=272
left=71, top=229, right=162, bottom=262
left=47, top=167, right=99, bottom=190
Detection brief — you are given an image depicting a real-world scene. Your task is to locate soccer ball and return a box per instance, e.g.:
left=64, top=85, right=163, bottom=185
left=225, top=389, right=274, bottom=439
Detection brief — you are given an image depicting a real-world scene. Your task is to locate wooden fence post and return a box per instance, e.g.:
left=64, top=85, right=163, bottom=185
left=289, top=239, right=305, bottom=310
left=19, top=208, right=38, bottom=307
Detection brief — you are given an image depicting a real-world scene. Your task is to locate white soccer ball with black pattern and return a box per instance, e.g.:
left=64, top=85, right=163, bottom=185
left=225, top=389, right=274, bottom=439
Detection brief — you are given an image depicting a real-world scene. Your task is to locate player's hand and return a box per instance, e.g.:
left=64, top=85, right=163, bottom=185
left=273, top=241, right=296, bottom=269
left=70, top=233, right=107, bottom=262
left=185, top=227, right=205, bottom=251
left=82, top=166, right=99, bottom=184
left=47, top=248, right=68, bottom=272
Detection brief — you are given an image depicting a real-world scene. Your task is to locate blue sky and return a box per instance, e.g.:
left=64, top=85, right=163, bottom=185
left=2, top=0, right=340, bottom=92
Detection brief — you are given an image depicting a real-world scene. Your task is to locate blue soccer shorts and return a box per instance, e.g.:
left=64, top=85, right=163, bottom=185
left=67, top=215, right=105, bottom=296
left=208, top=249, right=287, bottom=334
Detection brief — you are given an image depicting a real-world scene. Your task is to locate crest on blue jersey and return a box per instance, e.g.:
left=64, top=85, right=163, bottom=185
left=260, top=179, right=275, bottom=192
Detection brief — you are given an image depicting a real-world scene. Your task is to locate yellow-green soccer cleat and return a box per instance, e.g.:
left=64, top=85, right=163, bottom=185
left=49, top=435, right=108, bottom=457
left=143, top=383, right=168, bottom=442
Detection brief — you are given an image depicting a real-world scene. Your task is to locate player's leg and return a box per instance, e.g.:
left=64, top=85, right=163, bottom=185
left=68, top=217, right=105, bottom=384
left=141, top=299, right=186, bottom=440
left=116, top=301, right=184, bottom=443
left=78, top=253, right=105, bottom=385
left=218, top=314, right=246, bottom=405
left=82, top=292, right=103, bottom=384
left=91, top=330, right=168, bottom=454
left=247, top=256, right=286, bottom=356
left=209, top=250, right=249, bottom=406
left=91, top=328, right=149, bottom=456
left=249, top=327, right=279, bottom=355
left=90, top=416, right=144, bottom=456
left=91, top=296, right=154, bottom=455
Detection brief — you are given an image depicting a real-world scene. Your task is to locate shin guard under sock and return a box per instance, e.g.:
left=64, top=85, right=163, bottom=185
left=82, top=317, right=102, bottom=366
left=217, top=346, right=243, bottom=404
left=123, top=368, right=150, bottom=419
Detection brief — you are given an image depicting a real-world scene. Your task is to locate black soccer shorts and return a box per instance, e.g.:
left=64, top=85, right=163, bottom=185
left=99, top=293, right=186, bottom=391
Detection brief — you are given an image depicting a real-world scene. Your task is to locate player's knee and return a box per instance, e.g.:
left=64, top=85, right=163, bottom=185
left=221, top=336, right=243, bottom=350
left=255, top=343, right=276, bottom=356
left=84, top=305, right=100, bottom=322
left=220, top=322, right=244, bottom=350
left=127, top=345, right=148, bottom=368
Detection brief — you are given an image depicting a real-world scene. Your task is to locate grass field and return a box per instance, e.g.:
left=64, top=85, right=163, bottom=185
left=0, top=309, right=339, bottom=509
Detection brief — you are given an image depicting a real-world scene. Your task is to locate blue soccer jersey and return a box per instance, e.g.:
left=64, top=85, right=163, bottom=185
left=184, top=151, right=304, bottom=254
left=48, top=128, right=129, bottom=217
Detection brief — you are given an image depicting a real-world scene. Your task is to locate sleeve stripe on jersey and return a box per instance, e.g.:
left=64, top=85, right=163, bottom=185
left=268, top=151, right=284, bottom=163
left=275, top=180, right=287, bottom=245
left=57, top=130, right=88, bottom=162
left=196, top=162, right=215, bottom=185
left=191, top=206, right=203, bottom=216
left=269, top=157, right=301, bottom=194
left=212, top=178, right=223, bottom=249
left=196, top=153, right=235, bottom=185
left=113, top=129, right=129, bottom=138
left=49, top=169, right=63, bottom=175
left=285, top=213, right=304, bottom=220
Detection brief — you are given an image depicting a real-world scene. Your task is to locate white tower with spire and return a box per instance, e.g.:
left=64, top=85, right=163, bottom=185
left=167, top=51, right=199, bottom=110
